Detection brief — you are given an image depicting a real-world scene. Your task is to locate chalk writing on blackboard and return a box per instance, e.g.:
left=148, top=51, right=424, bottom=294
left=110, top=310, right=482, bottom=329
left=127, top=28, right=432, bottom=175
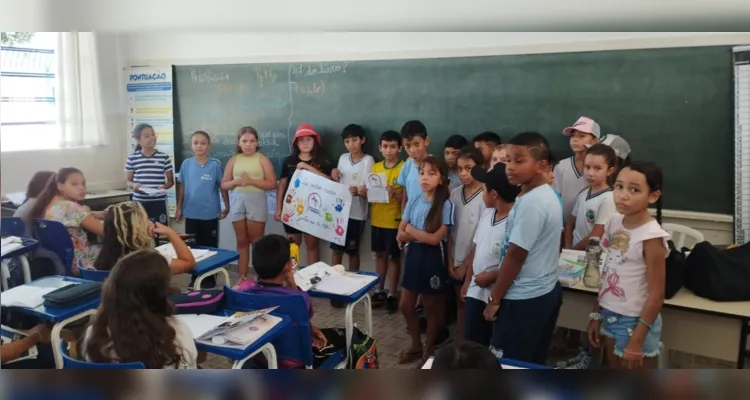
left=190, top=69, right=230, bottom=84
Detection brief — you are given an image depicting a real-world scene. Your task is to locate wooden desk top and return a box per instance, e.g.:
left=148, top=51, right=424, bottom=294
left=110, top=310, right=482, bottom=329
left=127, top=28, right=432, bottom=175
left=564, top=281, right=750, bottom=319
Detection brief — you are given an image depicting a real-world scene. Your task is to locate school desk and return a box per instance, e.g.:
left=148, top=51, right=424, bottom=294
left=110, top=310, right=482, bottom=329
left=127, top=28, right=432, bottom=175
left=191, top=247, right=239, bottom=289
left=0, top=276, right=101, bottom=369
left=195, top=310, right=291, bottom=369
left=81, top=189, right=132, bottom=211
left=1, top=237, right=38, bottom=290
left=557, top=281, right=750, bottom=369
left=307, top=271, right=380, bottom=354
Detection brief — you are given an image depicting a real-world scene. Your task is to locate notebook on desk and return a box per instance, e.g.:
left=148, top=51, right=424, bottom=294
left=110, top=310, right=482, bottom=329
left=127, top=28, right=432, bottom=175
left=294, top=262, right=377, bottom=296
left=176, top=307, right=280, bottom=349
left=155, top=244, right=216, bottom=263
left=0, top=282, right=76, bottom=309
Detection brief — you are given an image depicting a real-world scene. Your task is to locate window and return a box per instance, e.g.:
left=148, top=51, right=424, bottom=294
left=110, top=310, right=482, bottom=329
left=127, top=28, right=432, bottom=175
left=1, top=32, right=60, bottom=151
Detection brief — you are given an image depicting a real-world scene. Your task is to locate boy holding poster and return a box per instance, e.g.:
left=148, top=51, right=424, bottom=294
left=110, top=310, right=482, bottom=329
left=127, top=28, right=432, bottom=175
left=330, top=124, right=374, bottom=272
left=368, top=130, right=405, bottom=312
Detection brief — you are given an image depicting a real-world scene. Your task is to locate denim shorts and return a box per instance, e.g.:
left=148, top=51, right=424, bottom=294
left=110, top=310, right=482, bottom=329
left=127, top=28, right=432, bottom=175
left=600, top=307, right=662, bottom=358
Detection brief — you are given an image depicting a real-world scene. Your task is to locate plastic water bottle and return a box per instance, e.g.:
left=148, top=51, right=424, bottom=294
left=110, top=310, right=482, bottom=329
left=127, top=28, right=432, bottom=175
left=583, top=238, right=602, bottom=288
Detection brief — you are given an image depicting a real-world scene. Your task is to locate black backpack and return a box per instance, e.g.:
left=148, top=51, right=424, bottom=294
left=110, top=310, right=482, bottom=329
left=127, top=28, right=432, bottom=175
left=684, top=241, right=750, bottom=301
left=664, top=240, right=687, bottom=299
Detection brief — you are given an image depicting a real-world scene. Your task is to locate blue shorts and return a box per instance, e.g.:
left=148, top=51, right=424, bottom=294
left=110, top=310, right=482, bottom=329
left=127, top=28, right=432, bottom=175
left=600, top=307, right=662, bottom=358
left=402, top=242, right=449, bottom=295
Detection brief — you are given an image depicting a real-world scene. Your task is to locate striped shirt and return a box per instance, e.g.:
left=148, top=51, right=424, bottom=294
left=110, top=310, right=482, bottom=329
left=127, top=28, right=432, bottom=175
left=125, top=150, right=173, bottom=201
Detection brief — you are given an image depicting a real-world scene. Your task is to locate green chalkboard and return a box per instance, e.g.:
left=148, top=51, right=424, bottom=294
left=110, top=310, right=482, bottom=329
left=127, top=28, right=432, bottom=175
left=173, top=46, right=734, bottom=213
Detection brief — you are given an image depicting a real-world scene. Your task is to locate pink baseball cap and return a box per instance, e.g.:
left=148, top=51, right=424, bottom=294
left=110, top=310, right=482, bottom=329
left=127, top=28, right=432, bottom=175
left=562, top=116, right=601, bottom=139
left=293, top=123, right=321, bottom=146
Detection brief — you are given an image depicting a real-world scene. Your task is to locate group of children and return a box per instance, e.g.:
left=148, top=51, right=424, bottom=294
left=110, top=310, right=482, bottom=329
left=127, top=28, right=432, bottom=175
left=2, top=114, right=668, bottom=370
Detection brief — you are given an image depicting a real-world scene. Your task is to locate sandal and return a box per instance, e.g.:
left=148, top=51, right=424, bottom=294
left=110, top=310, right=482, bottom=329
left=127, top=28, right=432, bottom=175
left=397, top=348, right=424, bottom=364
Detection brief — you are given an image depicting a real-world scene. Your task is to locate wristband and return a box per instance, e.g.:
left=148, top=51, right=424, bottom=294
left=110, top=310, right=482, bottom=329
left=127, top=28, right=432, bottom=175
left=588, top=312, right=603, bottom=321
left=638, top=318, right=653, bottom=330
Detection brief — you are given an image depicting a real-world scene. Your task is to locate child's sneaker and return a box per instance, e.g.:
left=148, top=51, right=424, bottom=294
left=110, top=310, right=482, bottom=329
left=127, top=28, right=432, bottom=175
left=556, top=349, right=588, bottom=368
left=386, top=295, right=398, bottom=313
left=371, top=291, right=387, bottom=306
left=565, top=354, right=594, bottom=369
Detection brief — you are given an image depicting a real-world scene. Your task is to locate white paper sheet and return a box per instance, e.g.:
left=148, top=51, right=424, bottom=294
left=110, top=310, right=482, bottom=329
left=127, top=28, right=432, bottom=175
left=311, top=272, right=377, bottom=296
left=0, top=284, right=73, bottom=308
left=175, top=314, right=227, bottom=339
left=365, top=173, right=389, bottom=203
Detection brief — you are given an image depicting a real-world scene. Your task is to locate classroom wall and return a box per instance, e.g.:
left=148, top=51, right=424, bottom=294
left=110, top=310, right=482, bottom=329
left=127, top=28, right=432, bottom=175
left=137, top=32, right=745, bottom=271
left=0, top=33, right=130, bottom=194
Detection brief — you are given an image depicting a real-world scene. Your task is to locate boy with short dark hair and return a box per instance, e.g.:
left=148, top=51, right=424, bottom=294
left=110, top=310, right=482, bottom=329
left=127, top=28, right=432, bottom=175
left=554, top=116, right=600, bottom=223
left=444, top=135, right=469, bottom=191
left=460, top=162, right=519, bottom=346
left=238, top=234, right=338, bottom=368
left=473, top=131, right=501, bottom=169
left=369, top=130, right=405, bottom=312
left=396, top=120, right=430, bottom=211
left=330, top=124, right=374, bottom=272
left=483, top=132, right=563, bottom=365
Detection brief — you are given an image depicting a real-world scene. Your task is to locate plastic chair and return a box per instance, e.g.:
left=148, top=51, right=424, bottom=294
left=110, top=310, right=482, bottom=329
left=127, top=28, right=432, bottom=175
left=1, top=217, right=26, bottom=237
left=33, top=219, right=75, bottom=276
left=224, top=287, right=345, bottom=369
left=662, top=223, right=704, bottom=249
left=79, top=268, right=110, bottom=282
left=60, top=341, right=145, bottom=369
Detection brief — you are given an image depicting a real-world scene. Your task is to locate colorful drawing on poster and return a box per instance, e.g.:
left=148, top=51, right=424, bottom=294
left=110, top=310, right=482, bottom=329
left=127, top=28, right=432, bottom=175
left=281, top=170, right=352, bottom=246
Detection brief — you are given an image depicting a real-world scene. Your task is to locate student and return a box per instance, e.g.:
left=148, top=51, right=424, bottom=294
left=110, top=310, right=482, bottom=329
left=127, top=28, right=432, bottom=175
left=1, top=324, right=53, bottom=368
left=397, top=156, right=454, bottom=363
left=431, top=340, right=502, bottom=370
left=564, top=144, right=617, bottom=250
left=221, top=127, right=277, bottom=285
left=489, top=144, right=509, bottom=171
left=13, top=171, right=55, bottom=234
left=587, top=161, right=668, bottom=369
left=483, top=132, right=563, bottom=365
left=81, top=250, right=198, bottom=369
left=30, top=168, right=104, bottom=273
left=237, top=234, right=344, bottom=369
left=94, top=202, right=196, bottom=274
left=369, top=130, right=405, bottom=312
left=447, top=146, right=486, bottom=339
left=396, top=120, right=430, bottom=212
left=330, top=124, right=374, bottom=272
left=443, top=135, right=469, bottom=191
left=460, top=163, right=519, bottom=346
left=126, top=123, right=174, bottom=224
left=473, top=131, right=501, bottom=170
left=176, top=131, right=230, bottom=248
left=591, top=134, right=632, bottom=174
left=554, top=116, right=600, bottom=224
left=274, top=124, right=334, bottom=266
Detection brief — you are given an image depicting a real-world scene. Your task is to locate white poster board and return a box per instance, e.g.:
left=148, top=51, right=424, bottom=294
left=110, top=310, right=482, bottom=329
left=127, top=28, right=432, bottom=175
left=280, top=170, right=352, bottom=246
left=125, top=66, right=177, bottom=217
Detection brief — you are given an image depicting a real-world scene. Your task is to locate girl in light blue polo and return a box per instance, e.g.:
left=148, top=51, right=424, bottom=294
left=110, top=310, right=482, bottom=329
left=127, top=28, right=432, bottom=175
left=175, top=131, right=229, bottom=247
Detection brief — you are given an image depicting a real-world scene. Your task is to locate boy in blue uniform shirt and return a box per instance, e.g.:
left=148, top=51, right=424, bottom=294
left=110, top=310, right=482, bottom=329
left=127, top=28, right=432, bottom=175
left=483, top=131, right=563, bottom=365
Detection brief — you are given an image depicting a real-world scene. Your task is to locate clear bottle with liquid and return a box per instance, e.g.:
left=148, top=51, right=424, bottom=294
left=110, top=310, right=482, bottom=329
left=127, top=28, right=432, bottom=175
left=583, top=238, right=602, bottom=288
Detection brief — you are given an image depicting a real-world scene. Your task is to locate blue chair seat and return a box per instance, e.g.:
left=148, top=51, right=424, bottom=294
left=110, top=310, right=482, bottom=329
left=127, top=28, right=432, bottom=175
left=33, top=219, right=75, bottom=276
left=78, top=268, right=110, bottom=282
left=60, top=341, right=145, bottom=369
left=1, top=217, right=26, bottom=237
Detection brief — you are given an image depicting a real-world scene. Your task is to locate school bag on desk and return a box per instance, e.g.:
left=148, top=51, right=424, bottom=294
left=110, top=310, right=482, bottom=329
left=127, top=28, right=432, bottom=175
left=664, top=240, right=687, bottom=299
left=683, top=241, right=750, bottom=301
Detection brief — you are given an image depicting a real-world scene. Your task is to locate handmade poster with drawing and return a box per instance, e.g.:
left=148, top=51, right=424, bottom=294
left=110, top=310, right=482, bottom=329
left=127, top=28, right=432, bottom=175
left=281, top=170, right=352, bottom=246
left=365, top=173, right=389, bottom=203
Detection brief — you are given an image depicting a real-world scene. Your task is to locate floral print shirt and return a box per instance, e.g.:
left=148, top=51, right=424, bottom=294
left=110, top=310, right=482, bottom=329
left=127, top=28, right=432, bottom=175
left=45, top=200, right=101, bottom=273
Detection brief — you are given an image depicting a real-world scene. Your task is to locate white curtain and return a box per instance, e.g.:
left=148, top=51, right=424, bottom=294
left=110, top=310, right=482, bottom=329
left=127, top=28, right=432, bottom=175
left=55, top=32, right=108, bottom=147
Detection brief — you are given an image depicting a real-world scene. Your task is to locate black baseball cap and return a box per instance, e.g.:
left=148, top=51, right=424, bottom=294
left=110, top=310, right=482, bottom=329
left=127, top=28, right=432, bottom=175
left=471, top=163, right=520, bottom=202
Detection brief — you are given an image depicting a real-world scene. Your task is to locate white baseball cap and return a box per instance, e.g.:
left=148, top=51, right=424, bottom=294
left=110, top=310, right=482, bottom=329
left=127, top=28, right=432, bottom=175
left=562, top=116, right=601, bottom=139
left=585, top=134, right=631, bottom=159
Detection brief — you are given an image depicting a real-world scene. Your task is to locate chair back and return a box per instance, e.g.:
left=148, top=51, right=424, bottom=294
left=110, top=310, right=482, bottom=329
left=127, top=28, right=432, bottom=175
left=79, top=268, right=110, bottom=282
left=33, top=219, right=75, bottom=276
left=662, top=223, right=704, bottom=249
left=1, top=217, right=26, bottom=237
left=224, top=286, right=314, bottom=367
left=60, top=341, right=145, bottom=369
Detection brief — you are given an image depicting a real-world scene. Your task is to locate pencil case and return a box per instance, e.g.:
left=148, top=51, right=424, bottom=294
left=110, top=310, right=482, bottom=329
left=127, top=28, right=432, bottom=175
left=43, top=282, right=102, bottom=308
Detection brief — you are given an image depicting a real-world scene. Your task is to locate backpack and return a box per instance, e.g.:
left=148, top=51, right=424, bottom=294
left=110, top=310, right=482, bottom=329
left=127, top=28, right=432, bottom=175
left=346, top=327, right=378, bottom=369
left=684, top=241, right=750, bottom=301
left=664, top=240, right=687, bottom=299
left=170, top=289, right=225, bottom=314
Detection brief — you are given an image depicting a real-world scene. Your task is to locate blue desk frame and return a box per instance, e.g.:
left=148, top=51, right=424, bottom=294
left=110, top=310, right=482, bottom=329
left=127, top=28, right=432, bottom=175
left=192, top=247, right=239, bottom=289
left=194, top=310, right=291, bottom=369
left=1, top=275, right=100, bottom=369
left=307, top=271, right=380, bottom=358
left=1, top=237, right=39, bottom=290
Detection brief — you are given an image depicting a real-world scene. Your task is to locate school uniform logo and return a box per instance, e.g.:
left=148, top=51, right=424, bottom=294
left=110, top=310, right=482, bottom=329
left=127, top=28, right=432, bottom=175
left=201, top=173, right=212, bottom=181
left=585, top=208, right=596, bottom=224
left=307, top=193, right=322, bottom=215
left=430, top=275, right=441, bottom=290
left=491, top=241, right=501, bottom=257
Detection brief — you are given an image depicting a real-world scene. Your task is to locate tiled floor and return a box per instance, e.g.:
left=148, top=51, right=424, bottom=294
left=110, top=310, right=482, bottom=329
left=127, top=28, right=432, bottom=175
left=179, top=267, right=744, bottom=370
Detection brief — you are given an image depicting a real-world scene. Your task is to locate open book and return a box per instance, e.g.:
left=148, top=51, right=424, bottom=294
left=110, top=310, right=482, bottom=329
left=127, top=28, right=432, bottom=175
left=176, top=306, right=280, bottom=349
left=0, top=282, right=76, bottom=309
left=294, top=262, right=377, bottom=296
left=1, top=327, right=38, bottom=364
left=155, top=243, right=216, bottom=263
left=1, top=236, right=24, bottom=257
